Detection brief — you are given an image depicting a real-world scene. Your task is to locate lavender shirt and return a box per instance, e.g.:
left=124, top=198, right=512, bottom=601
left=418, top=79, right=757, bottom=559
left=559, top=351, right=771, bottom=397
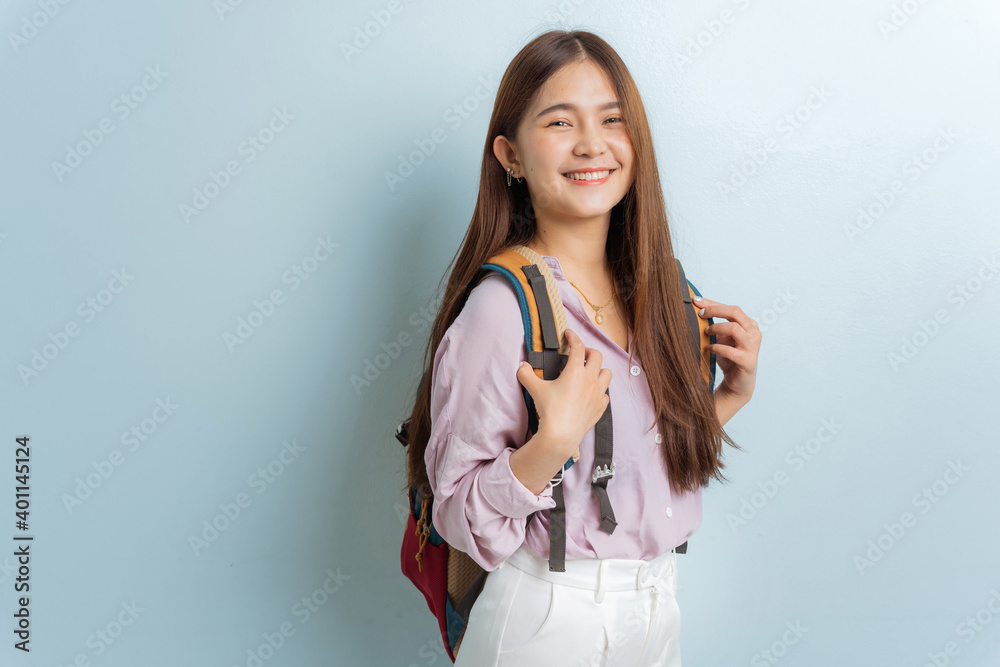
left=425, top=255, right=701, bottom=571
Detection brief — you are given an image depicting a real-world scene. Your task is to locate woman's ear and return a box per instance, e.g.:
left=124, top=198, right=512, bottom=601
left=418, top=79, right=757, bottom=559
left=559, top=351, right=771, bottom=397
left=493, top=134, right=519, bottom=175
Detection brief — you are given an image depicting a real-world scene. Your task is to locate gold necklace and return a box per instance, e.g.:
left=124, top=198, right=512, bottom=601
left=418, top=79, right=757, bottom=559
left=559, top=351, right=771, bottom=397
left=569, top=281, right=615, bottom=325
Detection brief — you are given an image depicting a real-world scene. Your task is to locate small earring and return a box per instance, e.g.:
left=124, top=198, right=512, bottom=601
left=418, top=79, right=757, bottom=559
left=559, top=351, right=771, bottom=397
left=506, top=167, right=512, bottom=187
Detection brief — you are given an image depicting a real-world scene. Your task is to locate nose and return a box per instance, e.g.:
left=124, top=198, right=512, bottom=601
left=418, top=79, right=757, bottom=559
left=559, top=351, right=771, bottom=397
left=574, top=120, right=608, bottom=157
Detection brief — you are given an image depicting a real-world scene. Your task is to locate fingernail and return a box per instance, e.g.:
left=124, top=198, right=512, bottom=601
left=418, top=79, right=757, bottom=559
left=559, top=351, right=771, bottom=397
left=693, top=295, right=702, bottom=302
left=699, top=308, right=706, bottom=316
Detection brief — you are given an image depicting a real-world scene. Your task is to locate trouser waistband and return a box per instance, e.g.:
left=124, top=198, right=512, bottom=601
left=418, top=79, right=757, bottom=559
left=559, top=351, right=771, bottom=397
left=502, top=543, right=678, bottom=604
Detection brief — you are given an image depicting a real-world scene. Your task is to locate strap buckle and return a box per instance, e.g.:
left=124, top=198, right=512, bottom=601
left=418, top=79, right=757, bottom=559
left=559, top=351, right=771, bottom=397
left=592, top=462, right=615, bottom=484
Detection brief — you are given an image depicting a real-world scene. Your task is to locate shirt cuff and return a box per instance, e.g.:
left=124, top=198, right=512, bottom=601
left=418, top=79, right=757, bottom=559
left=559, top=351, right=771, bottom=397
left=479, top=447, right=557, bottom=520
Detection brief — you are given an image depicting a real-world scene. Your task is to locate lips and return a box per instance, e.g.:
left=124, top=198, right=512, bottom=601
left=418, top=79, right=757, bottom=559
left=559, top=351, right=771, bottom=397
left=562, top=168, right=614, bottom=181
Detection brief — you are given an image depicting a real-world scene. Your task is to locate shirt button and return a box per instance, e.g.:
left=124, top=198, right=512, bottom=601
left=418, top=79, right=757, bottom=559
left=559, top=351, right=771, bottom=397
left=630, top=365, right=641, bottom=376
left=665, top=507, right=673, bottom=518
left=654, top=433, right=663, bottom=444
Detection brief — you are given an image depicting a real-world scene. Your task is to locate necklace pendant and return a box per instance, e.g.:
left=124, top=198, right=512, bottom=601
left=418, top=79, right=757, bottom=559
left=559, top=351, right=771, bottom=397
left=595, top=310, right=605, bottom=325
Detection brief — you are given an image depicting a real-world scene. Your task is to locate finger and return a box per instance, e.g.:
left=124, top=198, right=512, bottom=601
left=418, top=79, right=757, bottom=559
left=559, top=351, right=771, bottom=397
left=708, top=342, right=749, bottom=366
left=707, top=321, right=753, bottom=348
left=698, top=301, right=756, bottom=333
left=598, top=367, right=613, bottom=392
left=583, top=346, right=603, bottom=374
left=564, top=328, right=584, bottom=366
left=516, top=360, right=539, bottom=388
left=710, top=334, right=736, bottom=348
left=694, top=297, right=716, bottom=319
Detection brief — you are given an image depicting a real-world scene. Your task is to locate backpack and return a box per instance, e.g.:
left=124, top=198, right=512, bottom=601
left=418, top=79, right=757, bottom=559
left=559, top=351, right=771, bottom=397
left=396, top=244, right=716, bottom=662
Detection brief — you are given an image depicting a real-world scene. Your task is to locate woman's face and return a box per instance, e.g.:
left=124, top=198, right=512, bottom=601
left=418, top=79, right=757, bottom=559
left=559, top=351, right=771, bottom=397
left=505, top=60, right=634, bottom=226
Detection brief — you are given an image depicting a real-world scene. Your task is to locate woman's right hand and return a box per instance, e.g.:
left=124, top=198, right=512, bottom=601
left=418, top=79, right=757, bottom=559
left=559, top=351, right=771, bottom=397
left=515, top=328, right=613, bottom=460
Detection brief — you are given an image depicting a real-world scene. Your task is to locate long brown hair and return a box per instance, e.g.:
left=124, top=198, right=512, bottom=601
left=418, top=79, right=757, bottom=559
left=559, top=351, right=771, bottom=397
left=402, top=29, right=738, bottom=504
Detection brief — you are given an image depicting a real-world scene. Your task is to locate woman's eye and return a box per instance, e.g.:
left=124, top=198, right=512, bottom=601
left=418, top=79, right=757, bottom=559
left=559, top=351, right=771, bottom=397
left=547, top=117, right=624, bottom=128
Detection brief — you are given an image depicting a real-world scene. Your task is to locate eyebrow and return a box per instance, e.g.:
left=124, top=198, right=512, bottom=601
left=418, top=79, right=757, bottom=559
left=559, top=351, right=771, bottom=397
left=535, top=101, right=620, bottom=119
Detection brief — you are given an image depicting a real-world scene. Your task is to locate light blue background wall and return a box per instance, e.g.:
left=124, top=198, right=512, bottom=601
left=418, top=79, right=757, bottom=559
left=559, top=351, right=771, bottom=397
left=2, top=0, right=998, bottom=665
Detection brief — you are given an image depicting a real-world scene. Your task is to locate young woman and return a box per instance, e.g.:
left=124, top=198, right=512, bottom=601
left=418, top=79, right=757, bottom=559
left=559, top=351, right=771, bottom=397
left=404, top=29, right=761, bottom=666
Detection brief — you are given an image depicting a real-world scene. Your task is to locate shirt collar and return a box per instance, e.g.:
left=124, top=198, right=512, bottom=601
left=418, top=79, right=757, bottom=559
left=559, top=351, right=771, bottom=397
left=540, top=255, right=564, bottom=279
left=538, top=253, right=634, bottom=359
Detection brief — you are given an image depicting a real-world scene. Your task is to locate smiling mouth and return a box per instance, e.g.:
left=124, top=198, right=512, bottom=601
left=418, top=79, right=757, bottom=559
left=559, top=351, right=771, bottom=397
left=562, top=169, right=615, bottom=182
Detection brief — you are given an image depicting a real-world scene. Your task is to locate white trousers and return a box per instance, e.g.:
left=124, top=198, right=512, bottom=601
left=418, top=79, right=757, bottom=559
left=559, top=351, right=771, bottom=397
left=454, top=543, right=681, bottom=667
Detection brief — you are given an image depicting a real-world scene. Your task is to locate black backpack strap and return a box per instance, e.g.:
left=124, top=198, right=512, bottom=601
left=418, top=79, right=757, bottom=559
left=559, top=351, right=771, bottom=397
left=672, top=258, right=708, bottom=556
left=676, top=257, right=716, bottom=395
left=477, top=252, right=619, bottom=572
left=523, top=264, right=565, bottom=380
left=675, top=259, right=702, bottom=366
left=520, top=264, right=571, bottom=572
left=521, top=263, right=616, bottom=572
left=591, top=388, right=618, bottom=535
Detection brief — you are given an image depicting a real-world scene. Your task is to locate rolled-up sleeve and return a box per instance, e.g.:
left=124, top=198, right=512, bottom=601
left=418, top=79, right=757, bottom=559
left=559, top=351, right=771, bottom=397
left=424, top=273, right=557, bottom=572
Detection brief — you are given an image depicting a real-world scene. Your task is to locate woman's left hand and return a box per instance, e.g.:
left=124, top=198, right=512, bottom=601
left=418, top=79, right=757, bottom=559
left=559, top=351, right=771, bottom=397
left=695, top=296, right=761, bottom=403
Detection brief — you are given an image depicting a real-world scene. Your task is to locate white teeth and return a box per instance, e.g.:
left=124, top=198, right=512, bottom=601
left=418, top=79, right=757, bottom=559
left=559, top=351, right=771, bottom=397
left=564, top=169, right=612, bottom=181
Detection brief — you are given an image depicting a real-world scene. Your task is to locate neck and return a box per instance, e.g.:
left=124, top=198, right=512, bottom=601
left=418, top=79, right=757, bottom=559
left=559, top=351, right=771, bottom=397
left=526, top=211, right=612, bottom=282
